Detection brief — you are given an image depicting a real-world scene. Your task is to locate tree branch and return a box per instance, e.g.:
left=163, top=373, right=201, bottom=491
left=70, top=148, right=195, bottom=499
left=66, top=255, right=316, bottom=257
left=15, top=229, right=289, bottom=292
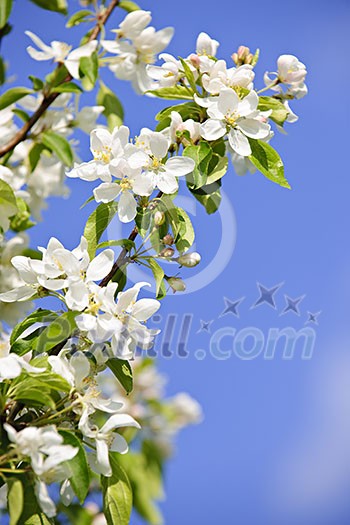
left=0, top=0, right=120, bottom=159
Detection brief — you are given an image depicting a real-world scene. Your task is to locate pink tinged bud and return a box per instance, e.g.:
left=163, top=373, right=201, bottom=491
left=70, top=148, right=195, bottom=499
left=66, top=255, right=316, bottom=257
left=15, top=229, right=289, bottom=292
left=160, top=247, right=175, bottom=258
left=188, top=54, right=201, bottom=68
left=176, top=252, right=201, bottom=268
left=166, top=276, right=186, bottom=293
left=154, top=211, right=165, bottom=226
left=163, top=234, right=174, bottom=245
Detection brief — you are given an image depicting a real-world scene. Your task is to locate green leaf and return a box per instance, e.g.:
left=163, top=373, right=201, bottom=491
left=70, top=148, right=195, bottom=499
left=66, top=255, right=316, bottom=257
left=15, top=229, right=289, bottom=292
left=148, top=258, right=165, bottom=299
left=206, top=154, right=228, bottom=184
left=147, top=85, right=193, bottom=100
left=60, top=430, right=90, bottom=503
left=12, top=108, right=30, bottom=122
left=52, top=82, right=83, bottom=94
left=107, top=358, right=133, bottom=395
left=28, top=143, right=46, bottom=172
left=258, top=96, right=289, bottom=126
left=80, top=52, right=98, bottom=91
left=66, top=9, right=93, bottom=27
left=118, top=0, right=140, bottom=12
left=0, top=179, right=18, bottom=231
left=41, top=130, right=73, bottom=166
left=10, top=196, right=35, bottom=232
left=101, top=453, right=133, bottom=525
left=10, top=309, right=56, bottom=345
left=179, top=58, right=197, bottom=93
left=135, top=206, right=151, bottom=238
left=84, top=201, right=119, bottom=259
left=0, top=87, right=33, bottom=111
left=29, top=75, right=44, bottom=91
left=97, top=80, right=124, bottom=130
left=45, top=64, right=69, bottom=87
left=34, top=311, right=79, bottom=353
left=97, top=239, right=136, bottom=252
left=8, top=478, right=24, bottom=525
left=191, top=180, right=222, bottom=214
left=248, top=139, right=290, bottom=189
left=183, top=141, right=212, bottom=189
left=11, top=378, right=57, bottom=409
left=174, top=207, right=194, bottom=253
left=28, top=0, right=68, bottom=15
left=0, top=0, right=12, bottom=29
left=155, top=101, right=202, bottom=122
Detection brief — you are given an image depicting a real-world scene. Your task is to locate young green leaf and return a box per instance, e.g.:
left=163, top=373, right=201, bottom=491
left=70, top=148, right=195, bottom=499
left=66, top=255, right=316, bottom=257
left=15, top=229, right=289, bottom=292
left=248, top=138, right=291, bottom=189
left=147, top=85, right=193, bottom=100
left=258, top=96, right=289, bottom=126
left=97, top=239, right=136, bottom=252
left=0, top=87, right=33, bottom=111
left=28, top=0, right=68, bottom=15
left=107, top=358, right=133, bottom=395
left=84, top=201, right=119, bottom=259
left=0, top=179, right=18, bottom=220
left=10, top=309, right=56, bottom=345
left=119, top=0, right=140, bottom=12
left=66, top=9, right=93, bottom=28
left=183, top=141, right=212, bottom=189
left=60, top=430, right=91, bottom=503
left=41, top=130, right=74, bottom=166
left=34, top=311, right=79, bottom=353
left=52, top=82, right=83, bottom=94
left=80, top=52, right=98, bottom=91
left=101, top=453, right=133, bottom=525
left=0, top=0, right=13, bottom=29
left=174, top=207, right=195, bottom=253
left=97, top=80, right=124, bottom=130
left=7, top=478, right=24, bottom=525
left=148, top=258, right=165, bottom=299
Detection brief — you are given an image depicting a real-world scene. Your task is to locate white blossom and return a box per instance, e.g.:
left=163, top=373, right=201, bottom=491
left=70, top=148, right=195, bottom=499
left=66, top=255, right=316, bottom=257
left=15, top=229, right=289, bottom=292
left=25, top=31, right=98, bottom=79
left=101, top=10, right=174, bottom=93
left=264, top=54, right=307, bottom=99
left=199, top=88, right=271, bottom=156
left=127, top=131, right=195, bottom=194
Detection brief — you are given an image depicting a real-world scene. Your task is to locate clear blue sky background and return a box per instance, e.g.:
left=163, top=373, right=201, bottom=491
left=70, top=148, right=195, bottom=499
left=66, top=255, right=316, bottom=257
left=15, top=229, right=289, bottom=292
left=3, top=0, right=350, bottom=524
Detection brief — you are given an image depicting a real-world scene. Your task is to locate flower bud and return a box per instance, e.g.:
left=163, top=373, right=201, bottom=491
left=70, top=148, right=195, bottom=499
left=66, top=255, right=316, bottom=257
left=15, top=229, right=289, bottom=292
left=154, top=211, right=165, bottom=226
left=232, top=45, right=252, bottom=66
left=163, top=234, right=174, bottom=245
left=188, top=53, right=201, bottom=68
left=160, top=247, right=175, bottom=258
left=166, top=276, right=186, bottom=293
left=176, top=252, right=201, bottom=268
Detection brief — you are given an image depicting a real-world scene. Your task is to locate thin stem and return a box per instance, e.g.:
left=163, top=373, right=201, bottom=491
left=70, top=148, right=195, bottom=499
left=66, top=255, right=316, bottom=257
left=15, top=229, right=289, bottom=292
left=99, top=190, right=163, bottom=287
left=0, top=0, right=120, bottom=159
left=257, top=79, right=280, bottom=94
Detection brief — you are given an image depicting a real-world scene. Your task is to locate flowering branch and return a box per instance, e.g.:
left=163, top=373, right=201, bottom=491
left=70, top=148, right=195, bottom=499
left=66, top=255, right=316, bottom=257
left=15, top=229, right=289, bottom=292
left=0, top=0, right=119, bottom=159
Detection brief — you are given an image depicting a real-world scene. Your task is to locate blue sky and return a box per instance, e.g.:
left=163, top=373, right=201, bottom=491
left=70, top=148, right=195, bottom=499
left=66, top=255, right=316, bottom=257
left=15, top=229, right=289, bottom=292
left=3, top=0, right=350, bottom=523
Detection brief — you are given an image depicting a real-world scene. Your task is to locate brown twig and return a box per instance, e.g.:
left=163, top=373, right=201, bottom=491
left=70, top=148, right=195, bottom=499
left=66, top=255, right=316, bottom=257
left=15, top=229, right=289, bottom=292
left=0, top=0, right=120, bottom=158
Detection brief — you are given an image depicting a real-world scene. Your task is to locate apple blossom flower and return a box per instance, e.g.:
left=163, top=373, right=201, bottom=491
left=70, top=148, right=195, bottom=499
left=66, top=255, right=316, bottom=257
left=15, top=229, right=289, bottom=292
left=101, top=10, right=174, bottom=93
left=76, top=282, right=160, bottom=360
left=25, top=31, right=98, bottom=79
left=264, top=54, right=307, bottom=99
left=202, top=60, right=255, bottom=94
left=67, top=126, right=130, bottom=182
left=165, top=111, right=201, bottom=143
left=147, top=53, right=182, bottom=88
left=0, top=332, right=45, bottom=381
left=127, top=131, right=195, bottom=194
left=199, top=88, right=271, bottom=156
left=80, top=409, right=140, bottom=477
left=93, top=158, right=153, bottom=223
